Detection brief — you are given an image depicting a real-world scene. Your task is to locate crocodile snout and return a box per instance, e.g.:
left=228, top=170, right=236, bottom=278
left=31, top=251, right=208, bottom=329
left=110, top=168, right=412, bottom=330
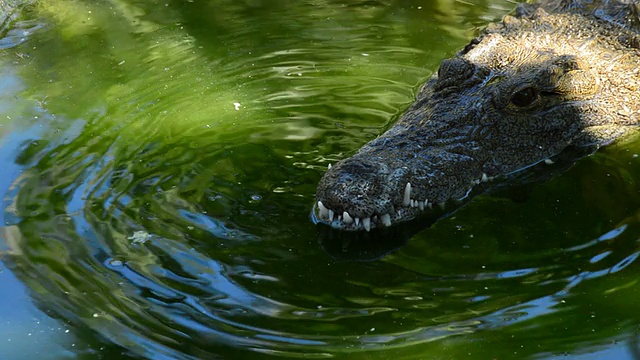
left=316, top=158, right=388, bottom=218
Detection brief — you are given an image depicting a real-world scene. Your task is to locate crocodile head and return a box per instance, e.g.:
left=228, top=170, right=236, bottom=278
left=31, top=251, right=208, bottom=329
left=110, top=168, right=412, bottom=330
left=314, top=5, right=640, bottom=231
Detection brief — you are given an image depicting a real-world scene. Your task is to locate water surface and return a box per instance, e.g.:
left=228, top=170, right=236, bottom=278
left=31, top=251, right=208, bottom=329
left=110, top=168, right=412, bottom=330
left=2, top=1, right=640, bottom=359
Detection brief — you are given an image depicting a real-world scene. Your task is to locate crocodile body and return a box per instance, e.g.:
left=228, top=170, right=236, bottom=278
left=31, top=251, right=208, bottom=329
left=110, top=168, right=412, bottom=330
left=314, top=0, right=640, bottom=231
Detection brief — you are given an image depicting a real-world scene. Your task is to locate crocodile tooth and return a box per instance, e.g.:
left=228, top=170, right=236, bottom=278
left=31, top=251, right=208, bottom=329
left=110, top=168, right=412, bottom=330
left=481, top=173, right=489, bottom=182
left=328, top=209, right=334, bottom=222
left=343, top=211, right=353, bottom=224
left=355, top=217, right=360, bottom=226
left=363, top=217, right=371, bottom=232
left=403, top=182, right=411, bottom=206
left=410, top=199, right=416, bottom=208
left=318, top=201, right=329, bottom=219
left=328, top=163, right=332, bottom=169
left=418, top=201, right=424, bottom=210
left=544, top=159, right=554, bottom=165
left=381, top=213, right=391, bottom=227
left=337, top=214, right=342, bottom=221
left=427, top=201, right=433, bottom=209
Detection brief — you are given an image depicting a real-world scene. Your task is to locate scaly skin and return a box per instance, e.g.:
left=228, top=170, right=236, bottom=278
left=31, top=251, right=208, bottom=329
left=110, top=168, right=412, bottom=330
left=314, top=0, right=640, bottom=231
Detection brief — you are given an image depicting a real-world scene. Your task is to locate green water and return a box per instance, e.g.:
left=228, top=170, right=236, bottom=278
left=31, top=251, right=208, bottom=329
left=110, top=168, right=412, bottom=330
left=1, top=0, right=640, bottom=359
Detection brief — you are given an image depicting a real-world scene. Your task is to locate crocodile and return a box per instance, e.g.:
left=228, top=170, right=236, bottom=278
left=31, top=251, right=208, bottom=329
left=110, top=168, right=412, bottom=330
left=313, top=0, right=640, bottom=231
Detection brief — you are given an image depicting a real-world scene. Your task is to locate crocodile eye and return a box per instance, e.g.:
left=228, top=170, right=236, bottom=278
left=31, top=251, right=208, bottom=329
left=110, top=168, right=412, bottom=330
left=510, top=87, right=538, bottom=107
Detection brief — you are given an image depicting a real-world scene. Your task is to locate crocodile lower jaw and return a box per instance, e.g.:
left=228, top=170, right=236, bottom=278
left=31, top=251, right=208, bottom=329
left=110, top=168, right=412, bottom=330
left=313, top=174, right=494, bottom=231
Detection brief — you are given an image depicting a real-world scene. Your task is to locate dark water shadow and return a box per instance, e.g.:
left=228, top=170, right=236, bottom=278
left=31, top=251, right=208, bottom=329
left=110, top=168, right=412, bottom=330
left=316, top=218, right=430, bottom=261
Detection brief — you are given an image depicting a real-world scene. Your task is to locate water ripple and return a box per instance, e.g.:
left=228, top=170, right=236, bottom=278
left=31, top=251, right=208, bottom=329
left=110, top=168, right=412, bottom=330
left=2, top=0, right=640, bottom=358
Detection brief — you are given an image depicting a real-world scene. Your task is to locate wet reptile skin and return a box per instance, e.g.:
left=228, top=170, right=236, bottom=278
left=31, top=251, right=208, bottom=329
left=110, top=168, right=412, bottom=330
left=314, top=0, right=640, bottom=231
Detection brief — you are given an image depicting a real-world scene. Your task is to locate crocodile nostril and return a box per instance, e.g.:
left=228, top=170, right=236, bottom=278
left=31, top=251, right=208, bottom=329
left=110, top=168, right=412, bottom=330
left=316, top=158, right=386, bottom=218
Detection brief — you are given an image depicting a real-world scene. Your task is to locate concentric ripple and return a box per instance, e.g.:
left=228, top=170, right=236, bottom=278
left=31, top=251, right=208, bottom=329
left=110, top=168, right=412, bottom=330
left=2, top=0, right=640, bottom=359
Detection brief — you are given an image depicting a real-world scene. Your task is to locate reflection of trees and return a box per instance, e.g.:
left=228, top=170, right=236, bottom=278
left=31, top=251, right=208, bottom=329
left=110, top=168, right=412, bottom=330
left=9, top=0, right=522, bottom=153
left=6, top=0, right=640, bottom=358
left=168, top=0, right=517, bottom=59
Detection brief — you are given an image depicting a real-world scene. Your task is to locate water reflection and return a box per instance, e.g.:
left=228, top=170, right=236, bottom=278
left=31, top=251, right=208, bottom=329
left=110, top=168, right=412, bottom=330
left=2, top=0, right=640, bottom=359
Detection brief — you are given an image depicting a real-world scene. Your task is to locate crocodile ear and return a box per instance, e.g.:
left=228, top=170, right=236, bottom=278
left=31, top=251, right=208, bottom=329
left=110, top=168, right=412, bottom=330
left=551, top=56, right=599, bottom=96
left=555, top=69, right=599, bottom=95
